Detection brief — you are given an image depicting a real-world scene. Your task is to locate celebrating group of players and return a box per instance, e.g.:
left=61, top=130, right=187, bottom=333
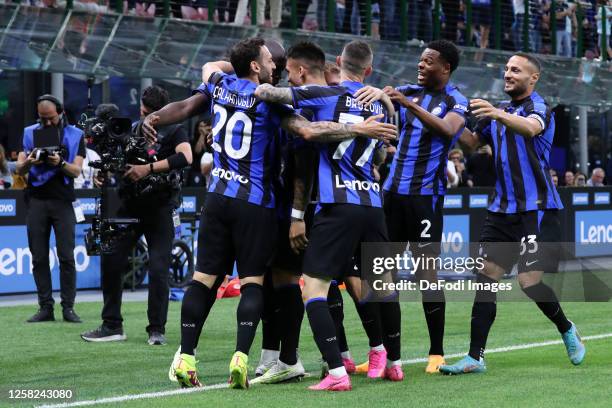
left=143, top=35, right=586, bottom=391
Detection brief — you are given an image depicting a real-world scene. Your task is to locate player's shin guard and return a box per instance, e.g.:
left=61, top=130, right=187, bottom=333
left=193, top=276, right=224, bottom=350
left=421, top=289, right=446, bottom=356
left=261, top=277, right=281, bottom=352
left=356, top=300, right=383, bottom=348
left=278, top=284, right=304, bottom=365
left=181, top=280, right=213, bottom=355
left=379, top=296, right=402, bottom=362
left=522, top=282, right=572, bottom=333
left=468, top=274, right=498, bottom=361
left=236, top=283, right=264, bottom=355
left=328, top=283, right=349, bottom=353
left=306, top=298, right=344, bottom=370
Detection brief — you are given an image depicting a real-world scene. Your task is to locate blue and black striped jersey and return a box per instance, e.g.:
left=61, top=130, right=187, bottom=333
left=194, top=72, right=294, bottom=208
left=383, top=82, right=469, bottom=196
left=476, top=91, right=562, bottom=213
left=291, top=80, right=387, bottom=208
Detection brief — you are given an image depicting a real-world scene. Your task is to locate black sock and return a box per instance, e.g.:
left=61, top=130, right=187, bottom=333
left=356, top=300, right=383, bottom=348
left=421, top=289, right=446, bottom=356
left=261, top=277, right=281, bottom=351
left=277, top=284, right=304, bottom=365
left=468, top=274, right=498, bottom=361
left=194, top=276, right=224, bottom=350
left=379, top=297, right=402, bottom=361
left=522, top=282, right=572, bottom=333
left=236, top=283, right=264, bottom=355
left=306, top=298, right=343, bottom=370
left=181, top=280, right=212, bottom=355
left=328, top=283, right=349, bottom=353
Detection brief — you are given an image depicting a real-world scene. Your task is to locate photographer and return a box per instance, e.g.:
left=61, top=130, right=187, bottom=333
left=16, top=95, right=85, bottom=323
left=81, top=87, right=192, bottom=345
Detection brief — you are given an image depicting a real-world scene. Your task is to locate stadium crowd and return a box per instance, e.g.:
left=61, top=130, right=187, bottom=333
left=6, top=0, right=611, bottom=59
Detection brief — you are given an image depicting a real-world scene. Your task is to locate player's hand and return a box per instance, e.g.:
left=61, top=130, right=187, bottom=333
left=124, top=164, right=151, bottom=182
left=355, top=86, right=385, bottom=107
left=470, top=99, right=502, bottom=120
left=354, top=114, right=397, bottom=142
left=289, top=219, right=308, bottom=254
left=142, top=114, right=160, bottom=143
left=47, top=153, right=62, bottom=167
left=27, top=150, right=43, bottom=165
left=384, top=87, right=409, bottom=107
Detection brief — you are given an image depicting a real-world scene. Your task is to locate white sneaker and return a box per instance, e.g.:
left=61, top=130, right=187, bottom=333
left=255, top=349, right=279, bottom=376
left=251, top=359, right=306, bottom=384
left=168, top=346, right=196, bottom=382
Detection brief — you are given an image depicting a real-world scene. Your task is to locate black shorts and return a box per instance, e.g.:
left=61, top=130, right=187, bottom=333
left=302, top=204, right=388, bottom=280
left=271, top=206, right=315, bottom=275
left=383, top=192, right=443, bottom=256
left=479, top=210, right=561, bottom=274
left=196, top=193, right=277, bottom=279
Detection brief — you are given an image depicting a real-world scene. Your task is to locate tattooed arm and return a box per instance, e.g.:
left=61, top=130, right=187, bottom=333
left=289, top=147, right=317, bottom=254
left=254, top=84, right=293, bottom=105
left=281, top=113, right=397, bottom=143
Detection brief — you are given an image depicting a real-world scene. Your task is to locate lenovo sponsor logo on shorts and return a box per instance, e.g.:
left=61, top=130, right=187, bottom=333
left=443, top=195, right=463, bottom=209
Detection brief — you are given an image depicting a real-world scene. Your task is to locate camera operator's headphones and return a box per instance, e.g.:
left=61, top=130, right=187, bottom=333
left=37, top=94, right=67, bottom=128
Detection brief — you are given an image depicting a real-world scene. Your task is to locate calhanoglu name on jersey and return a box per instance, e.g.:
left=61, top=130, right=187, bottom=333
left=372, top=279, right=513, bottom=293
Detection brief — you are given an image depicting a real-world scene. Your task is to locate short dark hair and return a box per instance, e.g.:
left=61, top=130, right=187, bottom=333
left=426, top=40, right=460, bottom=72
left=341, top=40, right=373, bottom=75
left=95, top=103, right=120, bottom=120
left=141, top=86, right=169, bottom=112
left=230, top=38, right=266, bottom=78
left=512, top=52, right=541, bottom=73
left=287, top=41, right=326, bottom=72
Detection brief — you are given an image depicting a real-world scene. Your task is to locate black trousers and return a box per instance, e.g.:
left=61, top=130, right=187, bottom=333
left=26, top=197, right=77, bottom=310
left=100, top=200, right=174, bottom=334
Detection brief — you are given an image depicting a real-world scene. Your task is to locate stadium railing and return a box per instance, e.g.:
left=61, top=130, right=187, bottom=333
left=5, top=1, right=610, bottom=60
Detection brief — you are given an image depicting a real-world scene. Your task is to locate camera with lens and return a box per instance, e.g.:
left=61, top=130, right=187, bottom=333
left=33, top=145, right=67, bottom=162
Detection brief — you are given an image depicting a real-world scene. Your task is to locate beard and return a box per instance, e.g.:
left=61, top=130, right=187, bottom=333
left=505, top=81, right=528, bottom=98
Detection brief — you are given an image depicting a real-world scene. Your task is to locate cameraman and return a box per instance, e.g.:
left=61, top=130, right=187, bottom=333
left=81, top=87, right=192, bottom=345
left=16, top=95, right=85, bottom=323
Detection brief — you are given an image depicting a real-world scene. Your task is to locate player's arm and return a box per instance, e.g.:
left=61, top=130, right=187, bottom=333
left=353, top=86, right=396, bottom=116
left=254, top=84, right=293, bottom=105
left=384, top=87, right=465, bottom=139
left=280, top=113, right=397, bottom=143
left=289, top=147, right=317, bottom=254
left=202, top=61, right=234, bottom=83
left=470, top=98, right=543, bottom=138
left=142, top=93, right=210, bottom=142
left=458, top=128, right=481, bottom=152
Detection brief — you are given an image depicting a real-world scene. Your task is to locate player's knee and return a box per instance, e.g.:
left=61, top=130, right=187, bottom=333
left=518, top=272, right=543, bottom=290
left=480, top=261, right=504, bottom=281
left=192, top=271, right=217, bottom=289
left=240, top=275, right=264, bottom=287
left=272, top=269, right=299, bottom=287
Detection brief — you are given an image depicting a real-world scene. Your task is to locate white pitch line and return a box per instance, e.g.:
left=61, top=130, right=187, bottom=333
left=38, top=332, right=612, bottom=408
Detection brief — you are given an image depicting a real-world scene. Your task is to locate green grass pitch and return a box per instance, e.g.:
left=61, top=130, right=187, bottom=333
left=1, top=295, right=610, bottom=408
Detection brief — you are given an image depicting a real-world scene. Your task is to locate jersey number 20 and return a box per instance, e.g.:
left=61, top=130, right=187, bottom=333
left=211, top=105, right=253, bottom=160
